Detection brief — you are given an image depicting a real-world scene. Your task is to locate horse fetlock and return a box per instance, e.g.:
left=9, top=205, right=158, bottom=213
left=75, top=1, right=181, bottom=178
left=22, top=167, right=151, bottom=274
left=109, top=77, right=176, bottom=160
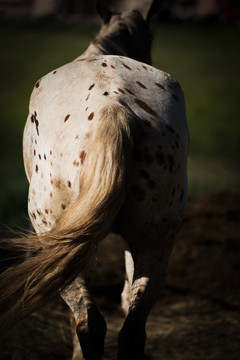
left=118, top=316, right=147, bottom=360
left=76, top=307, right=107, bottom=360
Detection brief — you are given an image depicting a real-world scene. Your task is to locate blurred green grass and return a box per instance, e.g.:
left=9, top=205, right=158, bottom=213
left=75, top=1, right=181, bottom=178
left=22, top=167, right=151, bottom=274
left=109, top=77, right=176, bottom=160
left=0, top=20, right=239, bottom=226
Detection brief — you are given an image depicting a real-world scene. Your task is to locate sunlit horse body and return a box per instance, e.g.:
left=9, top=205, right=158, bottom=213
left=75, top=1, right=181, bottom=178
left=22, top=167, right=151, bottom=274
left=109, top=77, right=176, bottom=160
left=0, top=1, right=188, bottom=359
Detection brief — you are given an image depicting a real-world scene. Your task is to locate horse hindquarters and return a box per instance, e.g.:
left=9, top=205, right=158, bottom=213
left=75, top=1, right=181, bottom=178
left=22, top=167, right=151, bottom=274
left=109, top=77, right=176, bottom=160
left=117, top=134, right=187, bottom=359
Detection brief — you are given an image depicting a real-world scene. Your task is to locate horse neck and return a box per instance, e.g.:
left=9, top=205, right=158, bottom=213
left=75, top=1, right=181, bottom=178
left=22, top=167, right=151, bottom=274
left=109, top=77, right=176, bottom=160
left=80, top=37, right=151, bottom=65
left=78, top=36, right=129, bottom=60
left=78, top=42, right=106, bottom=60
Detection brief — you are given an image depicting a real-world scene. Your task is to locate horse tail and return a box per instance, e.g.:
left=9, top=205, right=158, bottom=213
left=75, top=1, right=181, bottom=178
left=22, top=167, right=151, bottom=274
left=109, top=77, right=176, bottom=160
left=0, top=103, right=133, bottom=330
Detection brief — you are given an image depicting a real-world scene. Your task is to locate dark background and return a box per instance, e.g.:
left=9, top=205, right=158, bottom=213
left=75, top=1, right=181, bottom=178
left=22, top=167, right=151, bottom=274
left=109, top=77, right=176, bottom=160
left=0, top=1, right=239, bottom=359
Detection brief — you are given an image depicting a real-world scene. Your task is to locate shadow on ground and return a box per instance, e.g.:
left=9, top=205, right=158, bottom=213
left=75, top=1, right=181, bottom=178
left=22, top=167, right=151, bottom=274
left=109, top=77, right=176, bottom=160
left=0, top=191, right=239, bottom=360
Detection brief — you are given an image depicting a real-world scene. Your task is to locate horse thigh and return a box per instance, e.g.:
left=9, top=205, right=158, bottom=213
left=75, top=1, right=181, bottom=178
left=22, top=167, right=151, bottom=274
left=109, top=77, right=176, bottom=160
left=61, top=276, right=106, bottom=360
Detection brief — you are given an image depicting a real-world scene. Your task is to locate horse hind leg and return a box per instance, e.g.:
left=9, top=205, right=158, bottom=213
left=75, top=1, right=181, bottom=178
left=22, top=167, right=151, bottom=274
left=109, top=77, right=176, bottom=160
left=118, top=232, right=175, bottom=360
left=61, top=276, right=107, bottom=360
left=121, top=247, right=134, bottom=316
left=69, top=311, right=82, bottom=360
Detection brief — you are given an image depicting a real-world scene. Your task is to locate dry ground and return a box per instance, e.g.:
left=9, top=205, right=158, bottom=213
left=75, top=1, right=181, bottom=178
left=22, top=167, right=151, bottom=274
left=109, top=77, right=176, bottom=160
left=0, top=191, right=239, bottom=360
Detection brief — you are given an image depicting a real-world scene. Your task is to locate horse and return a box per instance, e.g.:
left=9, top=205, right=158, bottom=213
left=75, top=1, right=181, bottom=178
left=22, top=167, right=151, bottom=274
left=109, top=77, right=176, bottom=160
left=0, top=0, right=188, bottom=359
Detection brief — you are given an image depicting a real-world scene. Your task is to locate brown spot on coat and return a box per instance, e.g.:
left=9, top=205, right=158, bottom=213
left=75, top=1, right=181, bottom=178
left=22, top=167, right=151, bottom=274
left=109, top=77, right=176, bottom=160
left=134, top=99, right=157, bottom=117
left=53, top=70, right=57, bottom=74
left=136, top=81, right=147, bottom=89
left=73, top=160, right=80, bottom=166
left=88, top=83, right=95, bottom=90
left=79, top=150, right=86, bottom=165
left=165, top=124, right=175, bottom=134
left=103, top=91, right=109, bottom=96
left=61, top=204, right=66, bottom=210
left=35, top=81, right=40, bottom=88
left=102, top=62, right=107, bottom=67
left=35, top=165, right=38, bottom=173
left=118, top=88, right=125, bottom=94
left=31, top=112, right=39, bottom=135
left=122, top=62, right=132, bottom=70
left=111, top=65, right=115, bottom=69
left=124, top=88, right=134, bottom=95
left=55, top=179, right=62, bottom=189
left=85, top=94, right=90, bottom=101
left=156, top=83, right=166, bottom=90
left=35, top=119, right=39, bottom=136
left=143, top=119, right=152, bottom=127
left=64, top=114, right=70, bottom=122
left=67, top=180, right=71, bottom=188
left=88, top=112, right=94, bottom=120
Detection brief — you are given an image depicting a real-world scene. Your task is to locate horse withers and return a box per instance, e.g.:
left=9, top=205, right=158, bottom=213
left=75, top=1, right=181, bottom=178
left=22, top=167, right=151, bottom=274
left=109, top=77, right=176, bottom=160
left=0, top=1, right=188, bottom=359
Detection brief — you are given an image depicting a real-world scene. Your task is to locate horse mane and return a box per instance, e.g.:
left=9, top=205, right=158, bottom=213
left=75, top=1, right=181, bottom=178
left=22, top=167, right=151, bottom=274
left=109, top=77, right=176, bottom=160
left=93, top=10, right=153, bottom=64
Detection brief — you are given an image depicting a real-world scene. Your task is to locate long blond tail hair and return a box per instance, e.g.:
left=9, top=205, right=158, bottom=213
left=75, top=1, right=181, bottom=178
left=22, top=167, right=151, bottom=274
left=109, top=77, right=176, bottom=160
left=0, top=103, right=133, bottom=330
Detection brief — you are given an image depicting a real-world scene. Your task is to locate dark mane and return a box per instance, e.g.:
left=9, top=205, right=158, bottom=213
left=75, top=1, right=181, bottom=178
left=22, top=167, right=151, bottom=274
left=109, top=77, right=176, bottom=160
left=93, top=10, right=153, bottom=64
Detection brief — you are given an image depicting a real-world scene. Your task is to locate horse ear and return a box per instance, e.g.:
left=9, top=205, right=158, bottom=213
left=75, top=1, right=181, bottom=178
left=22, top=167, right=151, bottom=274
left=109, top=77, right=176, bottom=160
left=141, top=0, right=159, bottom=23
left=96, top=0, right=113, bottom=24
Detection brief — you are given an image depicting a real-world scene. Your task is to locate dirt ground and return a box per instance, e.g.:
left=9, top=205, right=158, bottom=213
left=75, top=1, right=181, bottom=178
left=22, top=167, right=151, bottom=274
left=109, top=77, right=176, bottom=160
left=0, top=191, right=239, bottom=360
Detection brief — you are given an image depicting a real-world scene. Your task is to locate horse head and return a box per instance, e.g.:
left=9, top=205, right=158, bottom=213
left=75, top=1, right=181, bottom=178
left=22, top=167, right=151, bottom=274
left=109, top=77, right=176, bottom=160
left=89, top=0, right=159, bottom=64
